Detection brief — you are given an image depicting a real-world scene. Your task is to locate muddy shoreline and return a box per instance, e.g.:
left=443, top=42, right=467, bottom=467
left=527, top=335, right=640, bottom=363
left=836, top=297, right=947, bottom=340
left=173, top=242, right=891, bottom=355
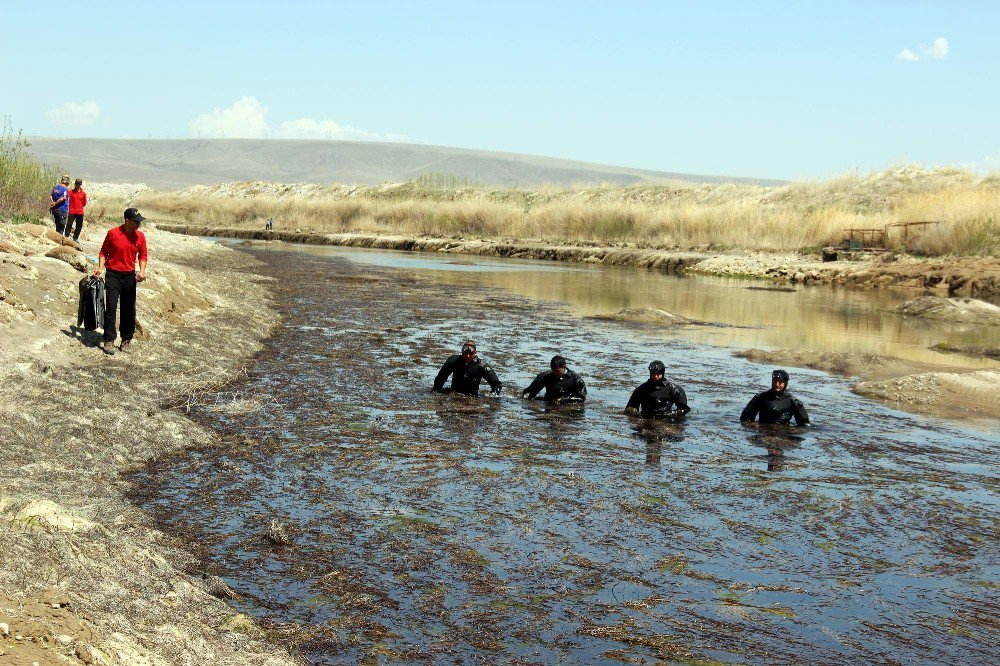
left=0, top=223, right=295, bottom=665
left=158, top=224, right=1000, bottom=298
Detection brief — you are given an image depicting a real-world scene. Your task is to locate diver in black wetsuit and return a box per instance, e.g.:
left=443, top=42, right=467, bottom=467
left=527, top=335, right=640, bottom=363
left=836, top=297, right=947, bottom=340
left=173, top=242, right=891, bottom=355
left=625, top=360, right=691, bottom=418
left=740, top=369, right=809, bottom=425
left=433, top=340, right=502, bottom=396
left=522, top=355, right=587, bottom=404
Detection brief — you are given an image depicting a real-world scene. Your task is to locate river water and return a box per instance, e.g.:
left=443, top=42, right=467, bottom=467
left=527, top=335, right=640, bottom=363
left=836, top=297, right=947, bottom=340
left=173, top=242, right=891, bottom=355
left=133, top=244, right=1000, bottom=664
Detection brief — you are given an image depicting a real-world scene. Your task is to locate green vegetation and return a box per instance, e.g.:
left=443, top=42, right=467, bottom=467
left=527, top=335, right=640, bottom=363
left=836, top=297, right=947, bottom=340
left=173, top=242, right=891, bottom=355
left=0, top=118, right=60, bottom=220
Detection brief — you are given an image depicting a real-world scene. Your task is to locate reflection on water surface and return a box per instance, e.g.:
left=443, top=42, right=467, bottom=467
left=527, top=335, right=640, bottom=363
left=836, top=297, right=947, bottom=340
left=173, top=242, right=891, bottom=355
left=136, top=243, right=1000, bottom=664
left=269, top=243, right=1000, bottom=370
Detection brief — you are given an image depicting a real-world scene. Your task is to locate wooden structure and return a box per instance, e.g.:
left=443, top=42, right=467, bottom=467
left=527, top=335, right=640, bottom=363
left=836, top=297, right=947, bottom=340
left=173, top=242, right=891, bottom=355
left=885, top=220, right=941, bottom=243
left=841, top=228, right=887, bottom=251
left=839, top=220, right=941, bottom=251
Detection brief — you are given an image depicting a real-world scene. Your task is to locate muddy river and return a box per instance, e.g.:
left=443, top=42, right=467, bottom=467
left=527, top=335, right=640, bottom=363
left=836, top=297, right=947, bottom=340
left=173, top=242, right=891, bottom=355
left=134, top=244, right=999, bottom=664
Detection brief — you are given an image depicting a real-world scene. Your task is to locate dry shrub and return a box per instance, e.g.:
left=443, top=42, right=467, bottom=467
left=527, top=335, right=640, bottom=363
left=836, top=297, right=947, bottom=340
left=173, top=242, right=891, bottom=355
left=0, top=118, right=61, bottom=219
left=892, top=187, right=1000, bottom=256
left=133, top=167, right=1000, bottom=255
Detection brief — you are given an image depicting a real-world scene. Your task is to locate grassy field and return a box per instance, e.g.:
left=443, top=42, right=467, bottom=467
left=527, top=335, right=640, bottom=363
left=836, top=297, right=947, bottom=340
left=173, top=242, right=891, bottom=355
left=0, top=119, right=60, bottom=221
left=128, top=167, right=1000, bottom=255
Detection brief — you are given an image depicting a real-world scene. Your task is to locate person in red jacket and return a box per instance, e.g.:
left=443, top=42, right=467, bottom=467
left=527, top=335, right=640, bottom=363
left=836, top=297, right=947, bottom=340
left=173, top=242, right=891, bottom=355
left=94, top=208, right=148, bottom=355
left=66, top=178, right=88, bottom=242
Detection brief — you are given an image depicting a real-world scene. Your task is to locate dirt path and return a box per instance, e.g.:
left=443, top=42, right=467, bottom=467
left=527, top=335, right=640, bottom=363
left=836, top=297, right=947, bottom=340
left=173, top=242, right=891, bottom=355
left=0, top=221, right=294, bottom=665
left=157, top=224, right=1000, bottom=298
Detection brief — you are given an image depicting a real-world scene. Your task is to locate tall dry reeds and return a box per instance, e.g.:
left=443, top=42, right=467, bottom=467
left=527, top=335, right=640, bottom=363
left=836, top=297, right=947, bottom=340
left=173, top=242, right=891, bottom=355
left=128, top=167, right=1000, bottom=255
left=0, top=118, right=60, bottom=220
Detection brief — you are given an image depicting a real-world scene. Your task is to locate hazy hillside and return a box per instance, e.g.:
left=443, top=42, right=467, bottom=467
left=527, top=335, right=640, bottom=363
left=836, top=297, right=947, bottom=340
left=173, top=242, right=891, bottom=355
left=25, top=138, right=785, bottom=190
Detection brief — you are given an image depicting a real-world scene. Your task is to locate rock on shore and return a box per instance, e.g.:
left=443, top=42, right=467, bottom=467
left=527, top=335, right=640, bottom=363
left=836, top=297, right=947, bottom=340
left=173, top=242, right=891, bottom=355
left=896, top=296, right=1000, bottom=326
left=593, top=307, right=692, bottom=325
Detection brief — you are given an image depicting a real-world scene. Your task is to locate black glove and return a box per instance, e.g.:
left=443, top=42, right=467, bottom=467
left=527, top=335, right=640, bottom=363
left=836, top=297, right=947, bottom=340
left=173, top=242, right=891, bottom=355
left=493, top=385, right=503, bottom=396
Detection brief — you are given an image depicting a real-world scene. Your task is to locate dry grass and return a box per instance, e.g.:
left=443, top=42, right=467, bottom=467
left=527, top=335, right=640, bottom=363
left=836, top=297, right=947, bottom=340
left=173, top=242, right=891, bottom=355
left=0, top=118, right=61, bottom=220
left=120, top=166, right=1000, bottom=255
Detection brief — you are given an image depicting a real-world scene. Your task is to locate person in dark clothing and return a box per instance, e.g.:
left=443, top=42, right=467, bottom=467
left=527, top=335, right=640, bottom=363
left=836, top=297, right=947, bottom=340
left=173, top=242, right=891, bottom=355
left=433, top=340, right=502, bottom=396
left=522, top=355, right=587, bottom=403
left=625, top=360, right=691, bottom=418
left=49, top=175, right=70, bottom=234
left=740, top=369, right=809, bottom=425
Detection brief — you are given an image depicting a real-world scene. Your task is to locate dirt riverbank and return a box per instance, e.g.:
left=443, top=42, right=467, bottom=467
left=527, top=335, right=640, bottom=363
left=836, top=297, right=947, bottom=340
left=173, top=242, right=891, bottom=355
left=0, top=221, right=294, bottom=665
left=157, top=224, right=1000, bottom=298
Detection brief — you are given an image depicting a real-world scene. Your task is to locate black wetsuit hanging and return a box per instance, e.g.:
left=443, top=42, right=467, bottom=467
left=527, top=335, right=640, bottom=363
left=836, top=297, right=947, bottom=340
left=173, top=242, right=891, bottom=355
left=626, top=378, right=689, bottom=417
left=433, top=355, right=502, bottom=396
left=740, top=389, right=809, bottom=425
left=523, top=369, right=587, bottom=403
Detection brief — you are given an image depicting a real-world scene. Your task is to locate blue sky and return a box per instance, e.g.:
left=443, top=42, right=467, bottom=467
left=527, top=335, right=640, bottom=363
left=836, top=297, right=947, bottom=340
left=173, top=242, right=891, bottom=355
left=2, top=1, right=997, bottom=180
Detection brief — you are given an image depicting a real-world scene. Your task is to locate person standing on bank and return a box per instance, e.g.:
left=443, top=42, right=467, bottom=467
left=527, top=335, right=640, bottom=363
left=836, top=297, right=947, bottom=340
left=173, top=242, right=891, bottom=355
left=49, top=175, right=71, bottom=235
left=66, top=178, right=87, bottom=242
left=94, top=208, right=148, bottom=355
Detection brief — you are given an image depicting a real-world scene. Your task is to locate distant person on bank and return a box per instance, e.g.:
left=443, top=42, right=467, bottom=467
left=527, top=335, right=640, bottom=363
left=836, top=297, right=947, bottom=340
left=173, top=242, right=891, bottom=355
left=93, top=208, right=148, bottom=355
left=49, top=175, right=71, bottom=235
left=66, top=178, right=87, bottom=242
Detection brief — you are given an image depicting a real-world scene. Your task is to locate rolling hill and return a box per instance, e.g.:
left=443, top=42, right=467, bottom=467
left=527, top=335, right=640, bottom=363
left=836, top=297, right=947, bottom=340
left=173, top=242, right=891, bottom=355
left=25, top=138, right=784, bottom=190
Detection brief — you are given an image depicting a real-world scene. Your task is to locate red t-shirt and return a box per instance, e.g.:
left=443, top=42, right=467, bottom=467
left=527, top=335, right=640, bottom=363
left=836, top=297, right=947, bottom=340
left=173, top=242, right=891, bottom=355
left=100, top=226, right=148, bottom=272
left=68, top=188, right=87, bottom=215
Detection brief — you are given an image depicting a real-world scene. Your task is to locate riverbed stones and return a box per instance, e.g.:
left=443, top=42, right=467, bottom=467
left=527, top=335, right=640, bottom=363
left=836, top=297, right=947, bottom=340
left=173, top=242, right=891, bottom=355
left=13, top=499, right=96, bottom=533
left=76, top=642, right=112, bottom=666
left=594, top=307, right=692, bottom=325
left=896, top=296, right=1000, bottom=326
left=44, top=246, right=89, bottom=272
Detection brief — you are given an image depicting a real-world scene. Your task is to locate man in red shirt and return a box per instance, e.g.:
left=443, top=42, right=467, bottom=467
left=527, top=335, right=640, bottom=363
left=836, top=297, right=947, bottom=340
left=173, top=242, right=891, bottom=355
left=93, top=208, right=149, bottom=355
left=66, top=178, right=88, bottom=242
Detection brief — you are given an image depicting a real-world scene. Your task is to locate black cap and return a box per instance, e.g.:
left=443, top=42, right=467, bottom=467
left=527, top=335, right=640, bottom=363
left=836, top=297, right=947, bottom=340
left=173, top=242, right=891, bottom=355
left=124, top=208, right=146, bottom=224
left=648, top=360, right=666, bottom=374
left=772, top=369, right=789, bottom=383
left=550, top=355, right=567, bottom=370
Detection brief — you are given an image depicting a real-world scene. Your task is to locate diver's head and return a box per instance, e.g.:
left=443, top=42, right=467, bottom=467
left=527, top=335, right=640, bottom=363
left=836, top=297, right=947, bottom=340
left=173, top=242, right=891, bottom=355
left=550, top=355, right=567, bottom=377
left=771, top=369, right=789, bottom=393
left=648, top=360, right=665, bottom=379
left=461, top=340, right=477, bottom=361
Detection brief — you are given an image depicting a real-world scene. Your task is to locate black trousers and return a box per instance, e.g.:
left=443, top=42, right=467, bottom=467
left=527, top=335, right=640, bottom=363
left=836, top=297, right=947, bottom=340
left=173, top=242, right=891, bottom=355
left=65, top=214, right=84, bottom=240
left=52, top=209, right=67, bottom=234
left=104, top=269, right=137, bottom=343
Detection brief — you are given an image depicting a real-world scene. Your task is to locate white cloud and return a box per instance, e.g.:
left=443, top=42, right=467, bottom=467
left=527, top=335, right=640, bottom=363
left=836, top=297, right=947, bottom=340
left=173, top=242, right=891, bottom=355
left=922, top=37, right=949, bottom=60
left=189, top=96, right=268, bottom=138
left=896, top=37, right=949, bottom=63
left=45, top=100, right=102, bottom=126
left=276, top=118, right=407, bottom=142
left=188, top=96, right=409, bottom=142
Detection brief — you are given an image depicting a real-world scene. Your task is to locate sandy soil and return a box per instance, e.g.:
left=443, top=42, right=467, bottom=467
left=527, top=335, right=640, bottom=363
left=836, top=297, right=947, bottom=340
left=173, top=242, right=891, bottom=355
left=734, top=349, right=1000, bottom=421
left=0, top=221, right=294, bottom=665
left=157, top=224, right=1000, bottom=298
